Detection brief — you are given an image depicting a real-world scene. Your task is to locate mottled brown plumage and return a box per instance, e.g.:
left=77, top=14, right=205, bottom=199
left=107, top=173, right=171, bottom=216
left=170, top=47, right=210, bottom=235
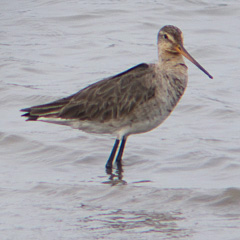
left=58, top=64, right=156, bottom=122
left=21, top=25, right=212, bottom=173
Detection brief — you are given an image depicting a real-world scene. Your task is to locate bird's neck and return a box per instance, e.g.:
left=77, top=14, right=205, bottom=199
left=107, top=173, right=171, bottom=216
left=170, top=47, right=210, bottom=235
left=158, top=51, right=185, bottom=66
left=157, top=51, right=188, bottom=79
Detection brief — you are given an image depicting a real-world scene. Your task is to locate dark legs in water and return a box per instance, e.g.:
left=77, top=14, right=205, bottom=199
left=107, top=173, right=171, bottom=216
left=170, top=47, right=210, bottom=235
left=105, top=137, right=127, bottom=176
left=106, top=139, right=120, bottom=169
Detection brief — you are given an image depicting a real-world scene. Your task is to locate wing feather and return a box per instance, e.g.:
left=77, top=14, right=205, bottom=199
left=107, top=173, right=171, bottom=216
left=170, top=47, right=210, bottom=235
left=59, top=63, right=156, bottom=122
left=21, top=63, right=156, bottom=123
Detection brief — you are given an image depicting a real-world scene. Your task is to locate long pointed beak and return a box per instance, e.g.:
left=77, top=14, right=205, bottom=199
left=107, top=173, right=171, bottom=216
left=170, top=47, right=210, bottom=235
left=177, top=44, right=213, bottom=79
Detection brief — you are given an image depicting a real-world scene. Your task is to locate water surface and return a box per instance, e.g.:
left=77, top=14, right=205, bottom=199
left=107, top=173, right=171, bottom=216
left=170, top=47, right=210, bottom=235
left=1, top=0, right=240, bottom=239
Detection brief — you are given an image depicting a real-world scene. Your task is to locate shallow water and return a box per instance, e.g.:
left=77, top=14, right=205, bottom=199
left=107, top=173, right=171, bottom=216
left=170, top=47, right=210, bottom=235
left=1, top=0, right=240, bottom=239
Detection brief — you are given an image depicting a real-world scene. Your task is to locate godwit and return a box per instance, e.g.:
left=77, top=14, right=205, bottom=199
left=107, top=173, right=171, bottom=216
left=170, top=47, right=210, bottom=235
left=21, top=25, right=213, bottom=174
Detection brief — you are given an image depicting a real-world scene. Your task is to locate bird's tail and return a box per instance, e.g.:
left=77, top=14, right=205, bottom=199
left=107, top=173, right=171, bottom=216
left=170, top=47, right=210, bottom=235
left=21, top=96, right=72, bottom=121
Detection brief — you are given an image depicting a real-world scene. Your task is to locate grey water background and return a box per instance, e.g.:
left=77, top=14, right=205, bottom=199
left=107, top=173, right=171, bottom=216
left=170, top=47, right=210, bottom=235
left=1, top=0, right=240, bottom=239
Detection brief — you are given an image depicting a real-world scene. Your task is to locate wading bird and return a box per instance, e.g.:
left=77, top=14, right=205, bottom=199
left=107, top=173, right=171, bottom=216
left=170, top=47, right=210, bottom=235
left=21, top=25, right=213, bottom=176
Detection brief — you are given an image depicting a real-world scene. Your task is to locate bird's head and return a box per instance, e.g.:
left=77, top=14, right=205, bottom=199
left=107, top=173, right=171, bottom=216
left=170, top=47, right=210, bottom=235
left=158, top=25, right=213, bottom=79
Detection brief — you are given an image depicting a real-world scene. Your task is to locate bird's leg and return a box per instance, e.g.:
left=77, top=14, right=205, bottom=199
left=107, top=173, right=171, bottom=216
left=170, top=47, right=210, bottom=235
left=114, top=137, right=127, bottom=180
left=105, top=139, right=120, bottom=172
left=115, top=136, right=127, bottom=167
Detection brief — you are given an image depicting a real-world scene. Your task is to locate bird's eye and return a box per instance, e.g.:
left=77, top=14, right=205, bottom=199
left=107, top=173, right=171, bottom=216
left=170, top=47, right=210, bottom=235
left=163, top=34, right=168, bottom=39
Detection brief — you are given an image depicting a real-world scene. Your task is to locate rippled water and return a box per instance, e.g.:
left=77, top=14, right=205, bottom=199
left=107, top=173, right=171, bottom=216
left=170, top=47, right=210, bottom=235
left=1, top=0, right=240, bottom=239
